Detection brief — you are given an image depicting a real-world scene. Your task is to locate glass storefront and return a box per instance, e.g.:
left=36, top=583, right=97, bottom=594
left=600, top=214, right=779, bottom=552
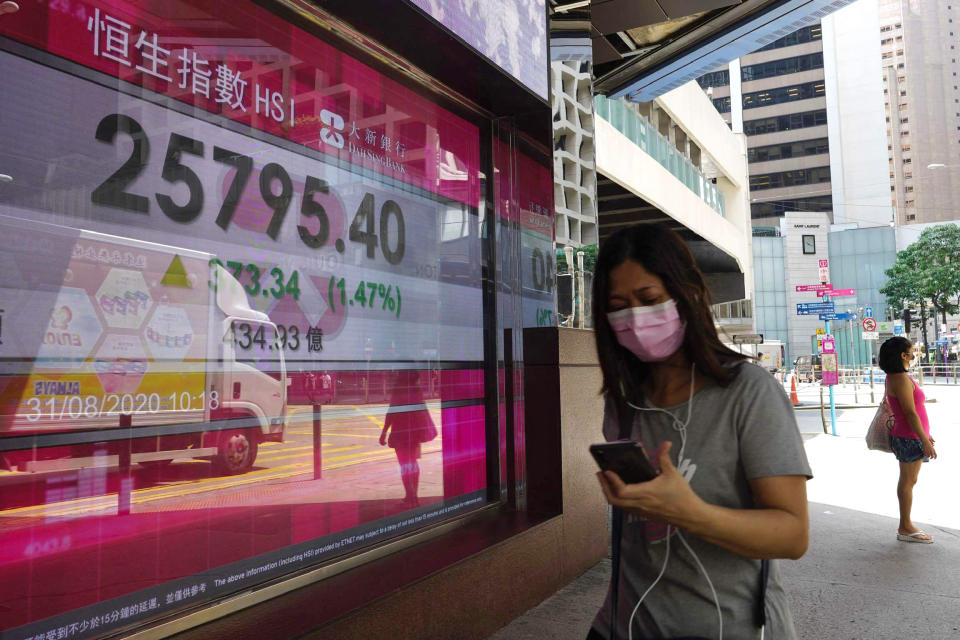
left=0, top=1, right=553, bottom=638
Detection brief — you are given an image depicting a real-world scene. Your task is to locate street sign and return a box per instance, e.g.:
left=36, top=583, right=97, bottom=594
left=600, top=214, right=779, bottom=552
left=819, top=259, right=829, bottom=268
left=796, top=284, right=832, bottom=292
left=797, top=302, right=835, bottom=311
left=818, top=312, right=857, bottom=320
left=817, top=288, right=855, bottom=297
left=822, top=335, right=836, bottom=354
left=863, top=318, right=877, bottom=332
left=816, top=328, right=825, bottom=335
left=818, top=267, right=829, bottom=283
left=797, top=302, right=835, bottom=315
left=863, top=331, right=879, bottom=340
left=822, top=352, right=838, bottom=385
left=864, top=306, right=873, bottom=319
left=894, top=322, right=905, bottom=336
left=732, top=334, right=764, bottom=344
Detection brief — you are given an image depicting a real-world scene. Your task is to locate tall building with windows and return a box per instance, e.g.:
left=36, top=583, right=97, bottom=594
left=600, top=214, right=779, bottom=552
left=880, top=0, right=960, bottom=224
left=698, top=24, right=832, bottom=226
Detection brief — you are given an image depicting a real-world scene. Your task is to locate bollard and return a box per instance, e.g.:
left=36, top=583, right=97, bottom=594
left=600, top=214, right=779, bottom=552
left=312, top=403, right=322, bottom=480
left=854, top=365, right=861, bottom=404
left=869, top=366, right=875, bottom=404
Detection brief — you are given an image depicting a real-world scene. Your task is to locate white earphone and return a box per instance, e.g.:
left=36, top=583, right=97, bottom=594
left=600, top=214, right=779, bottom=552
left=623, top=364, right=724, bottom=640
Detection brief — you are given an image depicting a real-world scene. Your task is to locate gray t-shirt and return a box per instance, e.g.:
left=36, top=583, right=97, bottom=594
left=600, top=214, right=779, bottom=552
left=592, top=362, right=812, bottom=640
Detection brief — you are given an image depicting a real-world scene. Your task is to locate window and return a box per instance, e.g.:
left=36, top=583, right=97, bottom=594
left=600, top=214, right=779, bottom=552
left=743, top=109, right=828, bottom=135
left=747, top=137, right=829, bottom=162
left=742, top=81, right=825, bottom=109
left=802, top=234, right=816, bottom=254
left=697, top=69, right=730, bottom=89
left=907, top=214, right=917, bottom=221
left=0, top=2, right=503, bottom=637
left=749, top=166, right=832, bottom=191
left=712, top=96, right=732, bottom=113
left=749, top=195, right=832, bottom=218
left=755, top=25, right=822, bottom=51
left=740, top=52, right=824, bottom=82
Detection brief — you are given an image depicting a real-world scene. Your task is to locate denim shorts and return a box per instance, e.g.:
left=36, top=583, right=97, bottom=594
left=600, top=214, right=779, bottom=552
left=890, top=435, right=929, bottom=463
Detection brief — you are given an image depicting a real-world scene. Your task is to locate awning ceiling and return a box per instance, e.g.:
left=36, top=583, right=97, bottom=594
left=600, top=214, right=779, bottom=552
left=549, top=0, right=857, bottom=102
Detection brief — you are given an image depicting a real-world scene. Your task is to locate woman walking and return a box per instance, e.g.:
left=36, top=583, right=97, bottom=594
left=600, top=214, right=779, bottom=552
left=379, top=369, right=437, bottom=507
left=879, top=337, right=937, bottom=544
left=588, top=224, right=811, bottom=640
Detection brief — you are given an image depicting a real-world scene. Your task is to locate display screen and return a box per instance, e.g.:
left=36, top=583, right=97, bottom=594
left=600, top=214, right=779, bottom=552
left=407, top=0, right=548, bottom=100
left=0, top=1, right=491, bottom=637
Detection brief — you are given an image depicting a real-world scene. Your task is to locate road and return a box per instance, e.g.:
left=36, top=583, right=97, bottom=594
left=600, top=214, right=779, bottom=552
left=0, top=403, right=444, bottom=529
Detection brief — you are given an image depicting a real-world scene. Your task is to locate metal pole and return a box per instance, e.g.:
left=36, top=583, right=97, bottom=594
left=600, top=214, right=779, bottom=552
left=869, top=364, right=875, bottom=404
left=825, top=305, right=836, bottom=436
left=118, top=413, right=132, bottom=516
left=576, top=250, right=586, bottom=330
left=819, top=385, right=828, bottom=434
left=312, top=403, right=322, bottom=480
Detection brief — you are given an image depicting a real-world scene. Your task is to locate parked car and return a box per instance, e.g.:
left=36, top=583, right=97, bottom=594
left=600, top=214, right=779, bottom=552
left=794, top=354, right=822, bottom=383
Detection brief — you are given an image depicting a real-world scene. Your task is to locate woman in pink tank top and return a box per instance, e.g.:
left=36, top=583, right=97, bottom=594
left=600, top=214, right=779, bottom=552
left=879, top=337, right=937, bottom=544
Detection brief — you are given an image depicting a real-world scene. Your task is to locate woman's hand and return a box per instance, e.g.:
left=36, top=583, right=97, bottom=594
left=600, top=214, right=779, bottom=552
left=379, top=432, right=387, bottom=446
left=596, top=441, right=706, bottom=527
left=922, top=438, right=937, bottom=459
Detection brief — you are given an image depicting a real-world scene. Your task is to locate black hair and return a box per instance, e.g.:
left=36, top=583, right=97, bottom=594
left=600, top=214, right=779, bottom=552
left=591, top=224, right=747, bottom=406
left=878, top=336, right=913, bottom=374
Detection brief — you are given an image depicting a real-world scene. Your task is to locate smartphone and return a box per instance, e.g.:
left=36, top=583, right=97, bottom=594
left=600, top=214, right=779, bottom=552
left=589, top=441, right=658, bottom=484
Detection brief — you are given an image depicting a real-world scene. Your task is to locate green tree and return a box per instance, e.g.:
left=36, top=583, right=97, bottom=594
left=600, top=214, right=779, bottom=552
left=882, top=224, right=960, bottom=358
left=881, top=244, right=929, bottom=349
left=912, top=225, right=960, bottom=331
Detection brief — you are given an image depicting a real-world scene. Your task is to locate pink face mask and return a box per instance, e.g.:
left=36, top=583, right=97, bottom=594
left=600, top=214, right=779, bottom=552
left=607, top=299, right=686, bottom=362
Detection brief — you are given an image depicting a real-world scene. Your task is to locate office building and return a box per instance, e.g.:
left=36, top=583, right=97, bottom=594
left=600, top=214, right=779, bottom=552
left=880, top=0, right=960, bottom=224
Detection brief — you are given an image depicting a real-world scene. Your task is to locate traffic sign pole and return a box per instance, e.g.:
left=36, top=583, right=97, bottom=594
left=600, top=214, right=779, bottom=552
left=824, top=293, right=836, bottom=436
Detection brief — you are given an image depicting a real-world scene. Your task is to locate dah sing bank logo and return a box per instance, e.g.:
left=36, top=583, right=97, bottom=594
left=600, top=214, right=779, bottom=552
left=320, top=109, right=345, bottom=149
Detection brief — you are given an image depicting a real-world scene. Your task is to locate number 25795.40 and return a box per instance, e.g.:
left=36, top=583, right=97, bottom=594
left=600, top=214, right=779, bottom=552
left=90, top=113, right=406, bottom=265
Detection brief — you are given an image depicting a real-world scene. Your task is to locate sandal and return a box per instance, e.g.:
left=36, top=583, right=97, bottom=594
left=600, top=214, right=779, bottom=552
left=897, top=530, right=934, bottom=544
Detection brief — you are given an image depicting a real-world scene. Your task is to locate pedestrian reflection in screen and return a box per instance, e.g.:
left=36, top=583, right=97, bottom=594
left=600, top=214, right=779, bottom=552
left=379, top=370, right=437, bottom=507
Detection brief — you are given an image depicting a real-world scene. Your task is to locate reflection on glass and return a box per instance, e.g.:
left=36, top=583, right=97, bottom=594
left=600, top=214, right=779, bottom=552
left=0, top=0, right=490, bottom=633
left=378, top=370, right=439, bottom=507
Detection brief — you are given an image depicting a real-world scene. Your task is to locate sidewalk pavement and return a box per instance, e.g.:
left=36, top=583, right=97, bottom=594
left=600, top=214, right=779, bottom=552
left=489, top=387, right=960, bottom=640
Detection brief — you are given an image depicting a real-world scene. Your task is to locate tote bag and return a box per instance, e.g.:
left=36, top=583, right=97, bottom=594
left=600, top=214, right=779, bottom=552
left=865, top=397, right=895, bottom=453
